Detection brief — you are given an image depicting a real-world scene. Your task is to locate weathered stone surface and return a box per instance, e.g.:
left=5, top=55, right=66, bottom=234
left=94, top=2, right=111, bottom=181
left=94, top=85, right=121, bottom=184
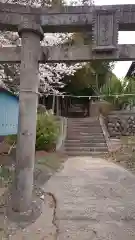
left=42, top=157, right=135, bottom=239
left=58, top=220, right=135, bottom=239
left=0, top=3, right=135, bottom=32
left=92, top=9, right=118, bottom=52
left=1, top=44, right=135, bottom=63
left=11, top=27, right=42, bottom=212
left=106, top=111, right=135, bottom=137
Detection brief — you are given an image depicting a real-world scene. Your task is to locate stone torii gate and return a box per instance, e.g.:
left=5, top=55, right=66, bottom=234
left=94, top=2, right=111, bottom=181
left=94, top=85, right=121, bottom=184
left=0, top=2, right=135, bottom=213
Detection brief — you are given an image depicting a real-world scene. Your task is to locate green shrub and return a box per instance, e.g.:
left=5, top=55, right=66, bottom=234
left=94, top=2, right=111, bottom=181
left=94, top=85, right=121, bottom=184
left=5, top=111, right=60, bottom=152
left=37, top=104, right=46, bottom=114
left=36, top=112, right=59, bottom=151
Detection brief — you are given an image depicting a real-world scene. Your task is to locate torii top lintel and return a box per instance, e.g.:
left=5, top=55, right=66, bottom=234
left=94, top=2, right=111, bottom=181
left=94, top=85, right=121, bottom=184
left=0, top=3, right=135, bottom=32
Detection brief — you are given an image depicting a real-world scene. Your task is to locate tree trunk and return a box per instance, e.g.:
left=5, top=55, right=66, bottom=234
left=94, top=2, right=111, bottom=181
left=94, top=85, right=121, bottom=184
left=52, top=94, right=56, bottom=113
left=11, top=30, right=41, bottom=212
left=56, top=95, right=59, bottom=116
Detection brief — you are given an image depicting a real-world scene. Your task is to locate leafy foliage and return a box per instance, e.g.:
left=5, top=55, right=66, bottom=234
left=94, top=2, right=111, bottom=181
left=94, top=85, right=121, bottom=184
left=0, top=165, right=14, bottom=184
left=61, top=31, right=114, bottom=96
left=62, top=61, right=114, bottom=97
left=100, top=76, right=135, bottom=109
left=6, top=111, right=60, bottom=151
left=36, top=111, right=59, bottom=151
left=37, top=104, right=46, bottom=114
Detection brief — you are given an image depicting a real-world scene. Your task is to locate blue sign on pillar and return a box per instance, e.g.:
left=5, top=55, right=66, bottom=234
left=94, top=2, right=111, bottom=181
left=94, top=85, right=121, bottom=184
left=0, top=88, right=19, bottom=136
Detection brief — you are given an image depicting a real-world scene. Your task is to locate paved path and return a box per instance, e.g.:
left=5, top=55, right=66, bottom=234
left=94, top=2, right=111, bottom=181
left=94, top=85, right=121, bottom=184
left=43, top=156, right=135, bottom=240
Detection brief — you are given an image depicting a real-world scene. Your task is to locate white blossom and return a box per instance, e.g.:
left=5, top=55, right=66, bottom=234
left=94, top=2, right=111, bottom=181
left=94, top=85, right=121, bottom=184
left=0, top=0, right=90, bottom=93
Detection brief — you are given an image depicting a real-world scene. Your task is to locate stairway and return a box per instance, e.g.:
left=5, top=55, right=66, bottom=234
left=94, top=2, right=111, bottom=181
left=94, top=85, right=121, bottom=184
left=64, top=117, right=108, bottom=156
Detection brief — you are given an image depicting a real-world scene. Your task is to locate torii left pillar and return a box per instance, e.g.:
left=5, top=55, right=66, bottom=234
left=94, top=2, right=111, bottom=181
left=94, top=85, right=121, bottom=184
left=11, top=21, right=44, bottom=213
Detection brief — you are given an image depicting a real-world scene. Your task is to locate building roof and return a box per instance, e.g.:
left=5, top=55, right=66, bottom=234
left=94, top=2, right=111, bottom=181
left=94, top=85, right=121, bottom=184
left=0, top=87, right=18, bottom=100
left=125, top=62, right=135, bottom=78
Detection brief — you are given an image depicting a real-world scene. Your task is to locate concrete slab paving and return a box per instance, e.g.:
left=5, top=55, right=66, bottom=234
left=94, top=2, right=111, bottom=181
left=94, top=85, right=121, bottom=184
left=42, top=156, right=135, bottom=240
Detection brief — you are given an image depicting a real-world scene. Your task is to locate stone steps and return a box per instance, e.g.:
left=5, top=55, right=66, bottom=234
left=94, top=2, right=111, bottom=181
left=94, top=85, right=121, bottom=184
left=65, top=151, right=108, bottom=156
left=65, top=147, right=108, bottom=153
left=68, top=123, right=99, bottom=125
left=65, top=139, right=106, bottom=143
left=67, top=123, right=100, bottom=127
left=64, top=117, right=108, bottom=156
left=67, top=134, right=105, bottom=139
left=67, top=131, right=103, bottom=135
left=65, top=142, right=107, bottom=147
left=67, top=121, right=99, bottom=124
left=67, top=132, right=104, bottom=137
left=67, top=126, right=102, bottom=130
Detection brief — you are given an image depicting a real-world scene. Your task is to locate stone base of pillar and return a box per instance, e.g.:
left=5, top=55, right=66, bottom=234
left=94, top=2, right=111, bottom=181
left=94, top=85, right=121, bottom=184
left=5, top=186, right=43, bottom=226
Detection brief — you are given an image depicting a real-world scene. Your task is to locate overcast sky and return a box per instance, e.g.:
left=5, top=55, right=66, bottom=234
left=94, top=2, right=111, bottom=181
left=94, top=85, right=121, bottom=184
left=94, top=0, right=135, bottom=78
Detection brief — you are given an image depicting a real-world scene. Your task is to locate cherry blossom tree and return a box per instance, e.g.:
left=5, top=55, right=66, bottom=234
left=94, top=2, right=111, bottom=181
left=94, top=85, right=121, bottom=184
left=0, top=32, right=84, bottom=94
left=0, top=0, right=94, bottom=94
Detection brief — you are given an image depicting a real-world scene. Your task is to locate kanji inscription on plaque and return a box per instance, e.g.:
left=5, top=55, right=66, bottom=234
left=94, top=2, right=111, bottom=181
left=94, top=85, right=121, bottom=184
left=92, top=10, right=118, bottom=52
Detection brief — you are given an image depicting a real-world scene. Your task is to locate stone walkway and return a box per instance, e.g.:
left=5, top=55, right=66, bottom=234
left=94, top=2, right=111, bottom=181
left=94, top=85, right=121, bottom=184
left=42, top=156, right=135, bottom=239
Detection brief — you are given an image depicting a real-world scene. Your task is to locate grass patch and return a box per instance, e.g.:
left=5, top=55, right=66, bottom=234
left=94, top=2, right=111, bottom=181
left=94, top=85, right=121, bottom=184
left=0, top=166, right=14, bottom=186
left=0, top=151, right=67, bottom=188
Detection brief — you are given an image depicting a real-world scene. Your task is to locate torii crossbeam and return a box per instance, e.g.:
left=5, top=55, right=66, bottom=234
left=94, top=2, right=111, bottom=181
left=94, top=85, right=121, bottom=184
left=1, top=3, right=135, bottom=62
left=0, top=3, right=135, bottom=32
left=1, top=44, right=135, bottom=63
